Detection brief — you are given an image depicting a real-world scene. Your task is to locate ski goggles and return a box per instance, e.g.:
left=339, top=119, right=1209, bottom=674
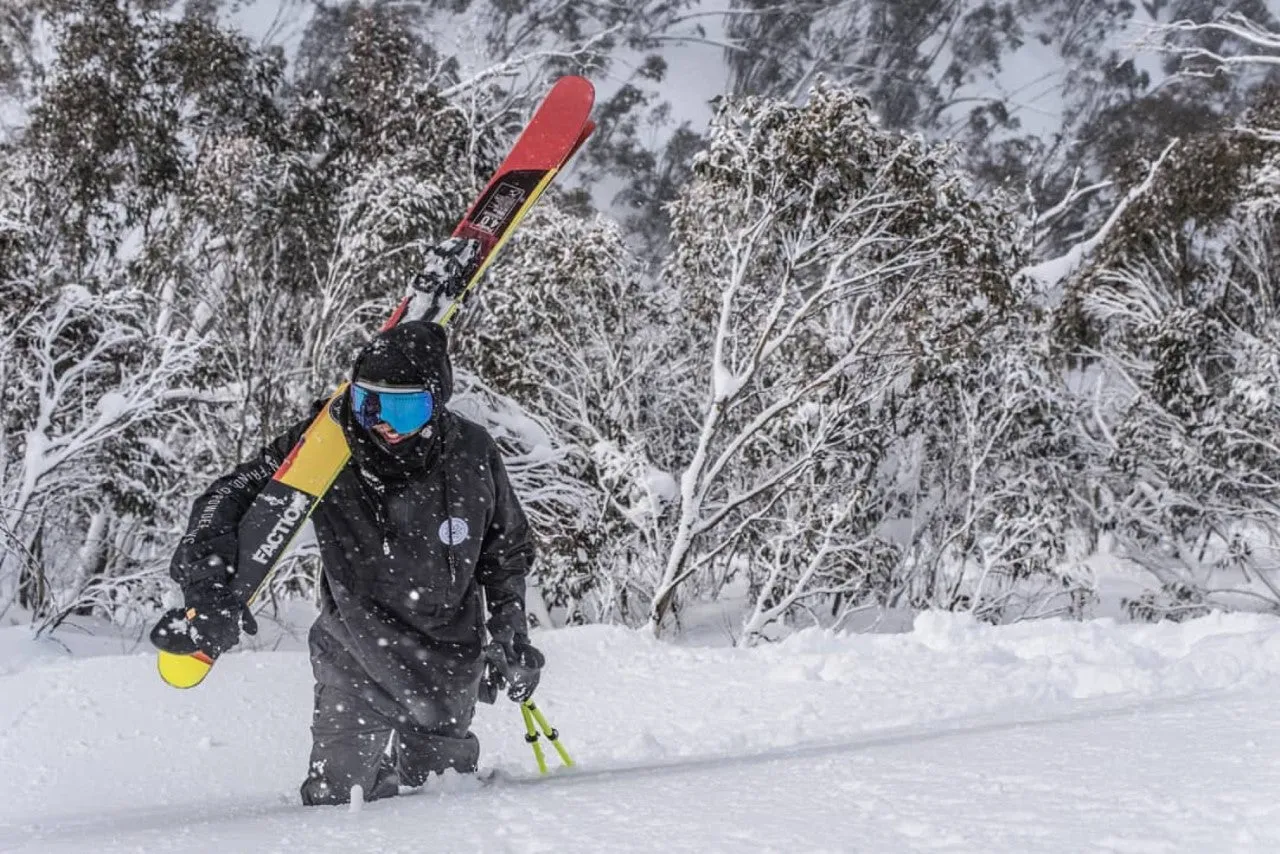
left=350, top=383, right=434, bottom=434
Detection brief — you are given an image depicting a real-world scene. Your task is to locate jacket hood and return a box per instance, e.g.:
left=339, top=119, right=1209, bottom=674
left=352, top=320, right=452, bottom=405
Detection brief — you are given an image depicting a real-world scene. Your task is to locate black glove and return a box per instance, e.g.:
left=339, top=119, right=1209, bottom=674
left=151, top=555, right=257, bottom=658
left=409, top=237, right=482, bottom=317
left=481, top=638, right=545, bottom=703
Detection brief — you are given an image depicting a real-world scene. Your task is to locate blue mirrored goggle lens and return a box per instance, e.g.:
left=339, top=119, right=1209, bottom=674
left=351, top=385, right=434, bottom=434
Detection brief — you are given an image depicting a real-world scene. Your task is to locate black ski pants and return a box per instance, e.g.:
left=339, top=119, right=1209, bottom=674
left=299, top=680, right=481, bottom=806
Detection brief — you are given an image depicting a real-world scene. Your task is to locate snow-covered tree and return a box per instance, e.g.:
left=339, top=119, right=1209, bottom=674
left=456, top=207, right=684, bottom=623
left=0, top=149, right=209, bottom=624
left=896, top=307, right=1092, bottom=622
left=1057, top=93, right=1280, bottom=615
left=646, top=82, right=1024, bottom=635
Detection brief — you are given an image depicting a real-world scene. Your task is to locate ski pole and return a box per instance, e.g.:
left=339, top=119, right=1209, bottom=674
left=519, top=702, right=548, bottom=774
left=523, top=701, right=574, bottom=769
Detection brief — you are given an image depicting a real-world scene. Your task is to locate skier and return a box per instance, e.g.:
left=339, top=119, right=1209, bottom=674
left=165, top=253, right=544, bottom=805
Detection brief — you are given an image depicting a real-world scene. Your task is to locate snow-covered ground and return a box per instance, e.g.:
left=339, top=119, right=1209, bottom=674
left=3, top=612, right=1280, bottom=853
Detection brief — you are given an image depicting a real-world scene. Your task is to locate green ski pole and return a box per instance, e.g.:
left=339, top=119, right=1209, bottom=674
left=520, top=702, right=548, bottom=774
left=524, top=701, right=574, bottom=769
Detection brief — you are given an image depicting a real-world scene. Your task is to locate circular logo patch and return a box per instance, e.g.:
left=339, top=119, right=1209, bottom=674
left=439, top=517, right=470, bottom=546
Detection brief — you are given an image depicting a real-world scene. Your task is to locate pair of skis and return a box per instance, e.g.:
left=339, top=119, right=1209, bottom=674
left=153, top=76, right=596, bottom=689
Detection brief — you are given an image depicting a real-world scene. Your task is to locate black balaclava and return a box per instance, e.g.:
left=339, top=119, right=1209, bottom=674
left=340, top=320, right=453, bottom=480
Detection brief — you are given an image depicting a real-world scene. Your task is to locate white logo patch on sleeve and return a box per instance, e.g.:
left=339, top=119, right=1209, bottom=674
left=439, top=517, right=470, bottom=546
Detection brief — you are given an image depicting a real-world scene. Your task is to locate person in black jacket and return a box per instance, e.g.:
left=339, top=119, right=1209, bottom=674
left=167, top=316, right=544, bottom=806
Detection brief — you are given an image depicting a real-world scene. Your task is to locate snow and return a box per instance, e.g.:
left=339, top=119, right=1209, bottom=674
left=453, top=390, right=557, bottom=465
left=3, top=611, right=1280, bottom=852
left=95, top=391, right=128, bottom=423
left=713, top=359, right=744, bottom=402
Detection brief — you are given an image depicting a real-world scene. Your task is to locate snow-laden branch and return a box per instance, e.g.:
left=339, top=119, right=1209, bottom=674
left=1144, top=14, right=1280, bottom=76
left=1021, top=140, right=1177, bottom=292
left=439, top=26, right=621, bottom=100
left=740, top=502, right=869, bottom=645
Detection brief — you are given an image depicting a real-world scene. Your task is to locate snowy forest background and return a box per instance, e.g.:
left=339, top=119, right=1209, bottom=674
left=4, top=0, right=1280, bottom=644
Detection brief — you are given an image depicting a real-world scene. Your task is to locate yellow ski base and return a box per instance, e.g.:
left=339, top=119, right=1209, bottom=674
left=275, top=390, right=351, bottom=497
left=157, top=649, right=214, bottom=689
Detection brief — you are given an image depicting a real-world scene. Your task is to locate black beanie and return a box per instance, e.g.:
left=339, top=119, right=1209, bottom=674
left=352, top=320, right=452, bottom=404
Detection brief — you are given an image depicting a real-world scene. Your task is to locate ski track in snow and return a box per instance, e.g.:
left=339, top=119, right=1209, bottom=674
left=3, top=612, right=1280, bottom=853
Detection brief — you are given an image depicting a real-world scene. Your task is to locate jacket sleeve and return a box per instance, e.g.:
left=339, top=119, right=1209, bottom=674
left=475, top=439, right=537, bottom=645
left=169, top=418, right=311, bottom=592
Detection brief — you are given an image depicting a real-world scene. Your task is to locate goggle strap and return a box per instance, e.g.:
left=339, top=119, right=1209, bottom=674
left=353, top=381, right=428, bottom=394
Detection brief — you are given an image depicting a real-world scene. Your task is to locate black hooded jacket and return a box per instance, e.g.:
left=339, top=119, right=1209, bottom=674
left=171, top=322, right=534, bottom=717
